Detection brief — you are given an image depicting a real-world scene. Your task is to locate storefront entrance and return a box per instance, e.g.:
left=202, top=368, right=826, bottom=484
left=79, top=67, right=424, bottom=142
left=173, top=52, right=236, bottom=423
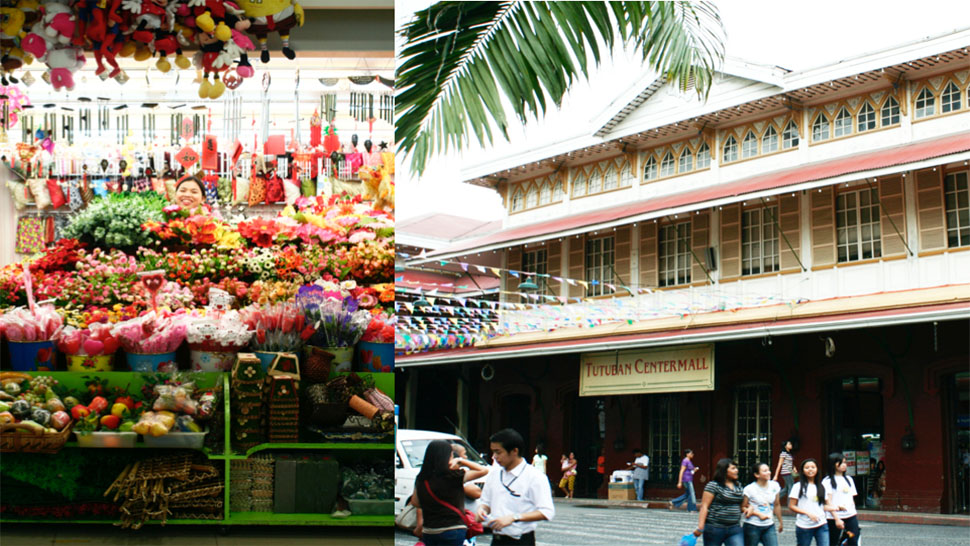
left=944, top=372, right=970, bottom=514
left=825, top=377, right=884, bottom=508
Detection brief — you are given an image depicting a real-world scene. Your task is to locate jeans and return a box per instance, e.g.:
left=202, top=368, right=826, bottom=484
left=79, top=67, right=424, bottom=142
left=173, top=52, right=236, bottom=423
left=827, top=516, right=860, bottom=546
left=492, top=531, right=536, bottom=545
left=743, top=523, right=779, bottom=546
left=671, top=481, right=697, bottom=511
left=795, top=525, right=829, bottom=546
left=780, top=474, right=794, bottom=500
left=634, top=478, right=646, bottom=501
left=422, top=528, right=466, bottom=546
left=703, top=524, right=743, bottom=546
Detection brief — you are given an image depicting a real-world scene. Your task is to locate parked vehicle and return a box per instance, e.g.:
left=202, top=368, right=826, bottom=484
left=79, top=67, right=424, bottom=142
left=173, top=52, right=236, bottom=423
left=395, top=429, right=488, bottom=514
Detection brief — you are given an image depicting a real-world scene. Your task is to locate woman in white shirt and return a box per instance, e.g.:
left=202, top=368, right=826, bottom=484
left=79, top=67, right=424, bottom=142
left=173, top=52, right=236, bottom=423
left=823, top=453, right=860, bottom=546
left=788, top=458, right=837, bottom=546
left=742, top=462, right=783, bottom=546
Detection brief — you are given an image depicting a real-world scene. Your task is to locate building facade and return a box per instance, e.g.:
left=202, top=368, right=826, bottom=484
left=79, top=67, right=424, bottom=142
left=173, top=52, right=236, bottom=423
left=397, top=31, right=970, bottom=514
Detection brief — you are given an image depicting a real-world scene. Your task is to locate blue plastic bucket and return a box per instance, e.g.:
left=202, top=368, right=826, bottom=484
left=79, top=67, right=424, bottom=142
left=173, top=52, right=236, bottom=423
left=126, top=351, right=178, bottom=372
left=356, top=341, right=393, bottom=372
left=8, top=340, right=57, bottom=372
left=254, top=351, right=279, bottom=372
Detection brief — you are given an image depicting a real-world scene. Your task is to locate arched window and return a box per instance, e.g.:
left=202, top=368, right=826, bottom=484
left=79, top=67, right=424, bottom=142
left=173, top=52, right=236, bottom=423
left=588, top=170, right=602, bottom=194
left=942, top=81, right=962, bottom=113
left=603, top=165, right=618, bottom=190
left=782, top=121, right=799, bottom=149
left=552, top=181, right=563, bottom=201
left=915, top=87, right=935, bottom=119
left=526, top=185, right=538, bottom=208
left=696, top=142, right=711, bottom=168
left=723, top=136, right=738, bottom=162
left=812, top=114, right=830, bottom=142
left=620, top=164, right=634, bottom=187
left=539, top=182, right=551, bottom=205
left=741, top=131, right=758, bottom=158
left=511, top=189, right=524, bottom=211
left=857, top=102, right=876, bottom=132
left=761, top=126, right=778, bottom=154
left=572, top=172, right=587, bottom=196
left=660, top=152, right=675, bottom=177
left=678, top=148, right=693, bottom=173
left=833, top=107, right=852, bottom=137
left=643, top=156, right=658, bottom=181
left=881, top=96, right=900, bottom=126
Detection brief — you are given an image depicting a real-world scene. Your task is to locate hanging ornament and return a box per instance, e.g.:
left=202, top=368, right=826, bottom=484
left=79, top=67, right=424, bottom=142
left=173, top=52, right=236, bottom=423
left=40, top=136, right=54, bottom=154
left=175, top=146, right=199, bottom=169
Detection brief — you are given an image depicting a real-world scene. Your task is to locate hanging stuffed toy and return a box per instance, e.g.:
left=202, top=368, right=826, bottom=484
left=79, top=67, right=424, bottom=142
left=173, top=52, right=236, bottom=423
left=185, top=0, right=255, bottom=77
left=0, top=6, right=26, bottom=85
left=236, top=0, right=303, bottom=63
left=191, top=5, right=254, bottom=99
left=21, top=0, right=86, bottom=91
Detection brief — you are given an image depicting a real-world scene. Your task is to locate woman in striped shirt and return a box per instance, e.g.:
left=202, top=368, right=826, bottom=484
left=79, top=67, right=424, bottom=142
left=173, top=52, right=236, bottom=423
left=693, top=458, right=744, bottom=546
left=773, top=441, right=795, bottom=500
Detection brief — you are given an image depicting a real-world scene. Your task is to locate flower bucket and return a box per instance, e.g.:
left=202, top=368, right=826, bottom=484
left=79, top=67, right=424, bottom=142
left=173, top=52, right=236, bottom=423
left=126, top=352, right=178, bottom=373
left=190, top=350, right=236, bottom=372
left=356, top=341, right=394, bottom=373
left=254, top=351, right=281, bottom=372
left=323, top=346, right=353, bottom=373
left=66, top=354, right=114, bottom=372
left=8, top=340, right=56, bottom=372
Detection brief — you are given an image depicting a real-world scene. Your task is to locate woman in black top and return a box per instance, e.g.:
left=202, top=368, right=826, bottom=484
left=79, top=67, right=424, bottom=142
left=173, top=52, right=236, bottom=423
left=414, top=439, right=489, bottom=546
left=694, top=458, right=744, bottom=546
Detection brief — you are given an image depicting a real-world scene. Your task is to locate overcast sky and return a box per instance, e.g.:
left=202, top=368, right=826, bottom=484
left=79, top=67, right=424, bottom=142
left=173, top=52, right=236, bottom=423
left=396, top=0, right=970, bottom=222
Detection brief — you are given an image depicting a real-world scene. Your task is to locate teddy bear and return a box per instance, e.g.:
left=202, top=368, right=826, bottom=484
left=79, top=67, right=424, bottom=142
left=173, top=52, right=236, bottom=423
left=0, top=7, right=27, bottom=85
left=235, top=0, right=303, bottom=63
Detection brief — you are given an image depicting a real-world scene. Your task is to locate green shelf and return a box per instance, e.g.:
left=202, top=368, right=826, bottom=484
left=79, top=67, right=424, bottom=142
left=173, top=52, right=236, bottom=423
left=230, top=442, right=394, bottom=459
left=225, top=512, right=393, bottom=526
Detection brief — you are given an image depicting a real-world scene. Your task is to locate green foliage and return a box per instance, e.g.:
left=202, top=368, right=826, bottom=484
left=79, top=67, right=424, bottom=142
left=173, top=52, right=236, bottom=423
left=0, top=451, right=85, bottom=499
left=63, top=192, right=167, bottom=250
left=397, top=1, right=725, bottom=174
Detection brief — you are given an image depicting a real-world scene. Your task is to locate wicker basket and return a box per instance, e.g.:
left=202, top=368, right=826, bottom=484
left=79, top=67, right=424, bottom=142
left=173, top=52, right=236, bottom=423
left=0, top=422, right=74, bottom=454
left=302, top=345, right=335, bottom=384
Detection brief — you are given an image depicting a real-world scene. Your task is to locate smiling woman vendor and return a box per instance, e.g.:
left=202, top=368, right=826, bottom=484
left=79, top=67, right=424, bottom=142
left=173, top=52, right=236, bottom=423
left=174, top=176, right=210, bottom=214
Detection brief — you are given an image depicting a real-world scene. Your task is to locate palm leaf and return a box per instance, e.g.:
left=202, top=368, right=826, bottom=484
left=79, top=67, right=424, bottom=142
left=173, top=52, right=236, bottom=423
left=396, top=1, right=725, bottom=174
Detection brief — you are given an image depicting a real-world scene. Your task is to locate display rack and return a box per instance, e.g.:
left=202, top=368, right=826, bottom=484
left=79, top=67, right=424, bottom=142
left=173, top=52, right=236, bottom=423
left=0, top=370, right=393, bottom=527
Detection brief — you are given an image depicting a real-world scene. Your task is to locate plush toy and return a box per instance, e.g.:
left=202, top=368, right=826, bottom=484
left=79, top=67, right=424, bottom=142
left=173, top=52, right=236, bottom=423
left=0, top=7, right=26, bottom=85
left=21, top=1, right=85, bottom=91
left=236, top=0, right=303, bottom=63
left=192, top=24, right=253, bottom=99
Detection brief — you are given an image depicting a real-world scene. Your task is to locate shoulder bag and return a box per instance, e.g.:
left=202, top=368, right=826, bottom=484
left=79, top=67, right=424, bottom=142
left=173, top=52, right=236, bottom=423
left=394, top=500, right=418, bottom=530
left=423, top=480, right=484, bottom=539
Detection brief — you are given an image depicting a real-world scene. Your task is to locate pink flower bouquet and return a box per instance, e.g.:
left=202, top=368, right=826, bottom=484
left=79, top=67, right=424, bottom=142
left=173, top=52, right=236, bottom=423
left=112, top=312, right=188, bottom=354
left=54, top=323, right=121, bottom=355
left=0, top=305, right=63, bottom=341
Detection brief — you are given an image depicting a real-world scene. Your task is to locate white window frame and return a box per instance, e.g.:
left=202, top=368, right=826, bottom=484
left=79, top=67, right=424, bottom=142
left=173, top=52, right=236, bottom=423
left=741, top=131, right=758, bottom=159
left=526, top=186, right=538, bottom=208
left=643, top=156, right=658, bottom=181
left=659, top=221, right=691, bottom=287
left=762, top=125, right=779, bottom=154
left=660, top=152, right=675, bottom=178
left=723, top=136, right=738, bottom=163
left=836, top=188, right=882, bottom=263
left=620, top=164, right=635, bottom=187
left=585, top=236, right=615, bottom=297
left=539, top=183, right=551, bottom=205
left=521, top=248, right=548, bottom=301
left=588, top=170, right=602, bottom=194
left=782, top=121, right=799, bottom=149
left=733, top=384, right=773, bottom=478
left=915, top=87, right=936, bottom=119
left=552, top=181, right=563, bottom=202
left=603, top=165, right=618, bottom=191
left=678, top=148, right=693, bottom=173
left=511, top=189, right=524, bottom=212
left=696, top=143, right=711, bottom=168
left=881, top=96, right=900, bottom=127
left=944, top=171, right=970, bottom=248
left=812, top=114, right=830, bottom=142
left=941, top=81, right=962, bottom=114
left=833, top=107, right=852, bottom=138
left=573, top=172, right=588, bottom=196
left=742, top=206, right=780, bottom=276
left=857, top=102, right=876, bottom=132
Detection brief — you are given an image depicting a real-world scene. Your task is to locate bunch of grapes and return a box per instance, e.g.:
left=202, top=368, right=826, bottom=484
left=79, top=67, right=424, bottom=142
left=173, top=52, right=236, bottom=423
left=20, top=376, right=59, bottom=406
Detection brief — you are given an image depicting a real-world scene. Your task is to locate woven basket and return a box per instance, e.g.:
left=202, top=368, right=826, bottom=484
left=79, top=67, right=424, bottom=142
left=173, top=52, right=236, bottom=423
left=0, top=422, right=73, bottom=454
left=301, top=345, right=335, bottom=383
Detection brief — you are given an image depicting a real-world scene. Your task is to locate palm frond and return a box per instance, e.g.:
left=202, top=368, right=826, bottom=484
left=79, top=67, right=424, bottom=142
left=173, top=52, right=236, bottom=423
left=396, top=1, right=725, bottom=175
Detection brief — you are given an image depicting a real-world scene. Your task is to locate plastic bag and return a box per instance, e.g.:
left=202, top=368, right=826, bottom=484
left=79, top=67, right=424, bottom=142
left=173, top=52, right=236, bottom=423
left=679, top=533, right=697, bottom=546
left=153, top=383, right=199, bottom=415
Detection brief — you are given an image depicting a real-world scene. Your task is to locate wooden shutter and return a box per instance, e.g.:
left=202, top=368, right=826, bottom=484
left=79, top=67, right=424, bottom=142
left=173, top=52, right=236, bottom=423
left=916, top=168, right=945, bottom=252
left=568, top=235, right=585, bottom=299
left=639, top=223, right=658, bottom=289
left=878, top=175, right=907, bottom=257
left=720, top=204, right=741, bottom=280
left=506, top=246, right=522, bottom=298
left=614, top=226, right=632, bottom=293
left=691, top=213, right=711, bottom=283
left=547, top=240, right=562, bottom=296
left=811, top=186, right=836, bottom=268
left=778, top=194, right=801, bottom=270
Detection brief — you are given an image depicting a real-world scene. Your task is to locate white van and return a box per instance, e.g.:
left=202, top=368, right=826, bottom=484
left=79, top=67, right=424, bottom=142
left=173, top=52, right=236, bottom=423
left=395, top=429, right=489, bottom=515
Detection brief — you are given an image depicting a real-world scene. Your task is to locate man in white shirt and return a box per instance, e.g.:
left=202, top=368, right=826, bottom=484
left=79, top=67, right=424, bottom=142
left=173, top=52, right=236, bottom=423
left=477, top=428, right=555, bottom=545
left=627, top=448, right=650, bottom=501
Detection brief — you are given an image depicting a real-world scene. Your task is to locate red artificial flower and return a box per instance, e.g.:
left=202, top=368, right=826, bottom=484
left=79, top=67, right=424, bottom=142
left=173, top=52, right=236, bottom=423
left=238, top=217, right=280, bottom=248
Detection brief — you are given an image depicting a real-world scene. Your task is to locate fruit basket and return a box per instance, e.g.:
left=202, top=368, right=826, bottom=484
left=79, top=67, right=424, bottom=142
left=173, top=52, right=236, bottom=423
left=75, top=431, right=138, bottom=448
left=0, top=422, right=74, bottom=454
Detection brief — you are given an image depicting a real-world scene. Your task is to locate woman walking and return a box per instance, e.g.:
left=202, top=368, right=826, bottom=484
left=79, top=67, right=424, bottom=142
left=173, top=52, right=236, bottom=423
left=414, top=439, right=489, bottom=546
left=823, top=453, right=861, bottom=546
left=742, top=462, right=783, bottom=546
left=670, top=449, right=700, bottom=512
left=788, top=458, right=835, bottom=546
left=691, top=458, right=744, bottom=546
left=773, top=441, right=795, bottom=499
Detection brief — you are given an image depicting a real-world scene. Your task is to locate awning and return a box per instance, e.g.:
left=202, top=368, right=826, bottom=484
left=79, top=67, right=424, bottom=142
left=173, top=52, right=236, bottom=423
left=398, top=270, right=501, bottom=294
left=397, top=296, right=970, bottom=367
left=417, top=132, right=970, bottom=263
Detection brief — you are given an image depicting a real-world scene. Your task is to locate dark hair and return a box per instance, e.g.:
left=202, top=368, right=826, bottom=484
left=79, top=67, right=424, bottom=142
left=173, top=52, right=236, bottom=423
left=712, top=458, right=737, bottom=486
left=798, top=458, right=821, bottom=501
left=452, top=442, right=467, bottom=457
left=535, top=443, right=545, bottom=455
left=633, top=448, right=643, bottom=454
left=826, top=452, right=846, bottom=490
left=685, top=449, right=693, bottom=456
left=751, top=461, right=770, bottom=479
left=781, top=440, right=793, bottom=453
left=490, top=428, right=524, bottom=457
left=175, top=176, right=206, bottom=196
left=416, top=440, right=455, bottom=484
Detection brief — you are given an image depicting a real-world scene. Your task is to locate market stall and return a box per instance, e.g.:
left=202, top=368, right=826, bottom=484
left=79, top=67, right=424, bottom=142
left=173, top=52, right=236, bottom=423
left=0, top=0, right=395, bottom=529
